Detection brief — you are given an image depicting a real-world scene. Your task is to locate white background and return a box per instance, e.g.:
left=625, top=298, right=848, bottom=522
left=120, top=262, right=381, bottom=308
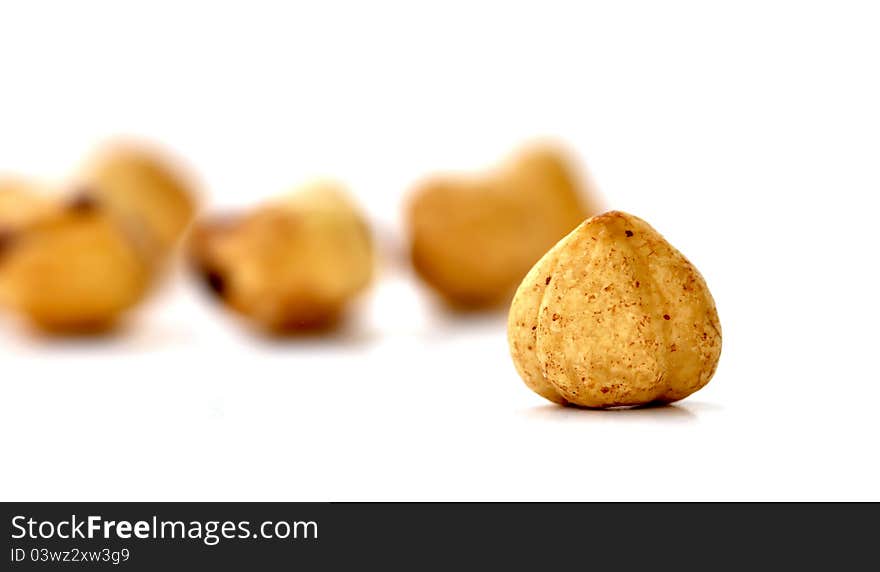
left=1, top=1, right=878, bottom=500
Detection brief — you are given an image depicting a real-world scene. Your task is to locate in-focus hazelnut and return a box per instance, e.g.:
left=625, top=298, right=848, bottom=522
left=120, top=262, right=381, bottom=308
left=508, top=211, right=721, bottom=407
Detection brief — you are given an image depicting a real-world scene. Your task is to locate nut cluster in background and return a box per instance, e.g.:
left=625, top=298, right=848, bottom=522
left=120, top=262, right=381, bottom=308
left=0, top=143, right=196, bottom=332
left=0, top=138, right=722, bottom=408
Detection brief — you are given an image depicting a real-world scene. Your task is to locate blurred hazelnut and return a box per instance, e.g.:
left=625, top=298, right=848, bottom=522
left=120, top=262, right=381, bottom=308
left=189, top=182, right=374, bottom=332
left=0, top=143, right=198, bottom=333
left=0, top=191, right=152, bottom=332
left=78, top=142, right=198, bottom=261
left=405, top=143, right=600, bottom=308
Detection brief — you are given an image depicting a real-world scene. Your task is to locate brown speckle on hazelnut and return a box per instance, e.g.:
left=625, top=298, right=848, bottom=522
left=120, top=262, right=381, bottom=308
left=65, top=188, right=99, bottom=213
left=200, top=268, right=227, bottom=299
left=0, top=227, right=17, bottom=257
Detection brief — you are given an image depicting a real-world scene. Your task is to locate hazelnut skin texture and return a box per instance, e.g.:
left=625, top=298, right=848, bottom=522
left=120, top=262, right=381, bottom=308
left=508, top=211, right=722, bottom=408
